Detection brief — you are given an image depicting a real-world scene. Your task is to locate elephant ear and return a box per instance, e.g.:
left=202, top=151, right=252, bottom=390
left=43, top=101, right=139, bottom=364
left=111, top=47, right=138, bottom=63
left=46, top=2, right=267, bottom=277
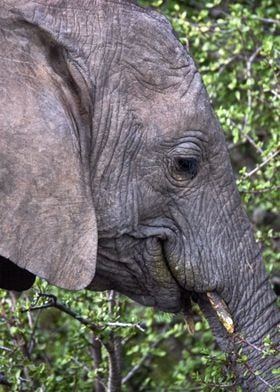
left=0, top=14, right=97, bottom=290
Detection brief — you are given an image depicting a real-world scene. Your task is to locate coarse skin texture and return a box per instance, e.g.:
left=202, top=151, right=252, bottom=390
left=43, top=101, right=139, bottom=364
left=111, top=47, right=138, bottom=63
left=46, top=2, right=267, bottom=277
left=0, top=1, right=279, bottom=390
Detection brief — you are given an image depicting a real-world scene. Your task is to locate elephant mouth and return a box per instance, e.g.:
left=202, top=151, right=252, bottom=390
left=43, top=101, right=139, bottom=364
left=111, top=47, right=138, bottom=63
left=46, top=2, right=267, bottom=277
left=181, top=290, right=234, bottom=336
left=176, top=285, right=237, bottom=358
left=159, top=236, right=235, bottom=336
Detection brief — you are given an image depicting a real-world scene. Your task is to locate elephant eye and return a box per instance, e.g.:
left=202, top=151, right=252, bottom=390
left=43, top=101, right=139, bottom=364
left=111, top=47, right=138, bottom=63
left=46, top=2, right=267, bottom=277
left=174, top=157, right=198, bottom=179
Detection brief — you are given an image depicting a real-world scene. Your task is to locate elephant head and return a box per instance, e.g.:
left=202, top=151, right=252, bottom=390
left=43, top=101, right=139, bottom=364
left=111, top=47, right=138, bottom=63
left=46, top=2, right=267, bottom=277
left=0, top=1, right=279, bottom=389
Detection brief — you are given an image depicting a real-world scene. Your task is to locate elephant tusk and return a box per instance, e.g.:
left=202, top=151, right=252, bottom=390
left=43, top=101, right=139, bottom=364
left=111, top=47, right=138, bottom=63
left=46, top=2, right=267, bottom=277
left=207, top=292, right=235, bottom=334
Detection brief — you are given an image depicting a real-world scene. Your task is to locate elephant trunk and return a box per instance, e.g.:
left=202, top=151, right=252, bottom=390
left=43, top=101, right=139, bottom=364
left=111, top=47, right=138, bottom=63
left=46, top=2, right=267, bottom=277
left=197, top=255, right=280, bottom=391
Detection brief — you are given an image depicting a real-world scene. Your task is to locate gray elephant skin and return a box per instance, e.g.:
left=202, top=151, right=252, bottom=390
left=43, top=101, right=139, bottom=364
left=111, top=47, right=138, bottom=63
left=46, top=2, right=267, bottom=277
left=0, top=1, right=279, bottom=390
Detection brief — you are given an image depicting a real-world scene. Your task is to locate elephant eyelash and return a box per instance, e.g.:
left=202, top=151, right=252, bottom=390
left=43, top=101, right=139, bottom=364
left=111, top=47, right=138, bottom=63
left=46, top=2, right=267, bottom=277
left=174, top=157, right=198, bottom=179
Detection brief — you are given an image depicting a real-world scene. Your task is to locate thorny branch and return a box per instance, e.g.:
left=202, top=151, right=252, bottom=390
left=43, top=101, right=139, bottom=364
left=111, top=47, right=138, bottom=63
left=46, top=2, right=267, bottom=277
left=23, top=292, right=145, bottom=333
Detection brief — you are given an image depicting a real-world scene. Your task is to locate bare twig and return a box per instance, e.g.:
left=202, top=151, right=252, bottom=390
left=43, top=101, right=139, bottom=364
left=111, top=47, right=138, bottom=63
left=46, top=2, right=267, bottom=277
left=241, top=149, right=280, bottom=180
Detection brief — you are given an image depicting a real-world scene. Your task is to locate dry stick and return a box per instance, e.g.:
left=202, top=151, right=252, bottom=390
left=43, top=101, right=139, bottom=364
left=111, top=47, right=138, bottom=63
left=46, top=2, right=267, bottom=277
left=241, top=149, right=280, bottom=181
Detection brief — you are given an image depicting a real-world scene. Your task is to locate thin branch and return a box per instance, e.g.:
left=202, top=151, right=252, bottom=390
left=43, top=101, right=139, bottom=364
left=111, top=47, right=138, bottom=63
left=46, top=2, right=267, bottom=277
left=218, top=55, right=239, bottom=76
left=243, top=361, right=275, bottom=389
left=122, top=335, right=165, bottom=385
left=251, top=16, right=280, bottom=25
left=241, top=149, right=280, bottom=180
left=0, top=345, right=13, bottom=352
left=106, top=291, right=122, bottom=392
left=72, top=357, right=91, bottom=372
left=233, top=333, right=272, bottom=356
left=241, top=131, right=263, bottom=154
left=239, top=185, right=280, bottom=194
left=271, top=89, right=280, bottom=99
left=105, top=322, right=145, bottom=332
left=241, top=47, right=263, bottom=154
left=202, top=381, right=238, bottom=389
left=22, top=293, right=102, bottom=332
left=229, top=120, right=263, bottom=155
left=91, top=336, right=107, bottom=392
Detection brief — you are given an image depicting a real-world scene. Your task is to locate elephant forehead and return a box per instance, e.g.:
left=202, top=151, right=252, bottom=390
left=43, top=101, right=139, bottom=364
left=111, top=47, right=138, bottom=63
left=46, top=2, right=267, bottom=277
left=116, top=9, right=214, bottom=137
left=125, top=72, right=213, bottom=139
left=121, top=9, right=193, bottom=86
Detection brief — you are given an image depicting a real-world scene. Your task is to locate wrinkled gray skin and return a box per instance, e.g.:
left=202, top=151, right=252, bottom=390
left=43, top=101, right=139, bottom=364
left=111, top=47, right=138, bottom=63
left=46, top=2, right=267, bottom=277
left=0, top=1, right=279, bottom=390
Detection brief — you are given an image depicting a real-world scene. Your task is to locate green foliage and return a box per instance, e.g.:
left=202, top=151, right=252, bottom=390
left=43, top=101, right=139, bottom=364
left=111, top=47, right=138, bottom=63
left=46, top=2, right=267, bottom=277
left=1, top=1, right=279, bottom=391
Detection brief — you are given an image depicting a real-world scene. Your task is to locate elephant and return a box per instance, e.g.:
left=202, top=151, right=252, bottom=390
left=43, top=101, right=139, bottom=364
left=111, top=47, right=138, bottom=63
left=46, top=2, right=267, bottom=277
left=0, top=0, right=279, bottom=390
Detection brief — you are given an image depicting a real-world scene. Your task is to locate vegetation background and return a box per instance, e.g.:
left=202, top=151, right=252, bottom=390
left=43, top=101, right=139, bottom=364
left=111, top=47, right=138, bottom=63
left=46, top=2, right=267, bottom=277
left=0, top=0, right=279, bottom=391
